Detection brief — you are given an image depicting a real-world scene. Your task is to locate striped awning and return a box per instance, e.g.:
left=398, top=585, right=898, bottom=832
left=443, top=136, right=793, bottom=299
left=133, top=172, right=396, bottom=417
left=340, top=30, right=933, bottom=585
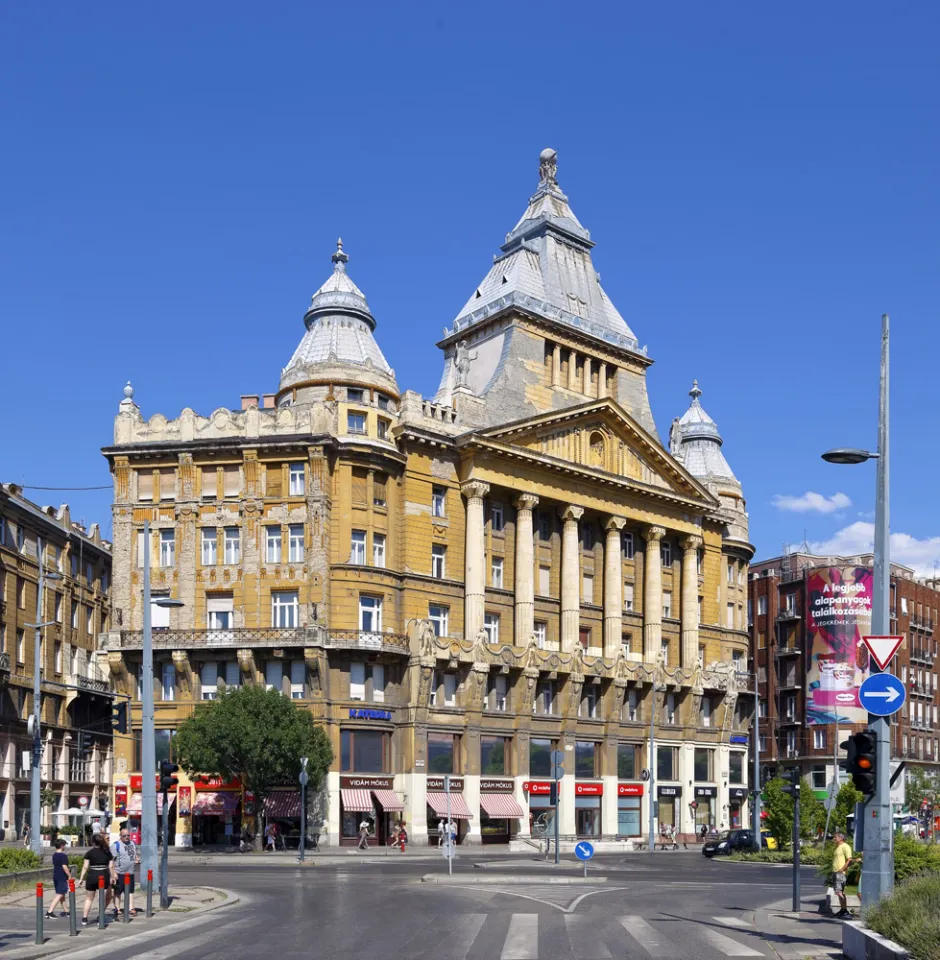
left=372, top=788, right=404, bottom=812
left=479, top=794, right=524, bottom=819
left=126, top=793, right=176, bottom=816
left=340, top=788, right=373, bottom=812
left=426, top=792, right=473, bottom=819
left=263, top=792, right=302, bottom=818
left=192, top=791, right=239, bottom=816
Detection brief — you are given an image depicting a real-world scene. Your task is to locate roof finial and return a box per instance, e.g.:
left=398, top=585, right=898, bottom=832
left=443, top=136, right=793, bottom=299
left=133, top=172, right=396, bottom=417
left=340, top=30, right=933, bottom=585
left=123, top=380, right=134, bottom=401
left=689, top=378, right=702, bottom=402
left=538, top=148, right=558, bottom=187
left=332, top=237, right=349, bottom=271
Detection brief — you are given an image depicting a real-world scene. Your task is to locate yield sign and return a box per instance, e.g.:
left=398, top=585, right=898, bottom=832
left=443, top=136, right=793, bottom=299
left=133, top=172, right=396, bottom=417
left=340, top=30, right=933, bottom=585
left=863, top=635, right=904, bottom=671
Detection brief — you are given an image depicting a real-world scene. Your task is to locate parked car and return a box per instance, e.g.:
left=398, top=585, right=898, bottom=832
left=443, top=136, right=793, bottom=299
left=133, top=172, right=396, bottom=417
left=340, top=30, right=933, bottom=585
left=702, top=828, right=758, bottom=857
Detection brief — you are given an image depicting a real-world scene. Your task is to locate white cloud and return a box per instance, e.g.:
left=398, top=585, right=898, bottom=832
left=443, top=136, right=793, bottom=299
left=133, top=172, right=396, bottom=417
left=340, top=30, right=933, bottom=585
left=810, top=521, right=940, bottom=577
left=772, top=491, right=852, bottom=514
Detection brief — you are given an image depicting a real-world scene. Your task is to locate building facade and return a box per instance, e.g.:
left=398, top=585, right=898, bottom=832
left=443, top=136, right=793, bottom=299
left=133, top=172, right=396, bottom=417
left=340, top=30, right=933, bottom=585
left=749, top=550, right=940, bottom=801
left=0, top=483, right=113, bottom=837
left=101, top=150, right=754, bottom=847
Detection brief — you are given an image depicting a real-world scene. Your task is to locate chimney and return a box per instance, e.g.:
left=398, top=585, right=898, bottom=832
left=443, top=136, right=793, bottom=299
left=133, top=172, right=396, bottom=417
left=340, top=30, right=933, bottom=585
left=240, top=395, right=259, bottom=411
left=262, top=394, right=277, bottom=409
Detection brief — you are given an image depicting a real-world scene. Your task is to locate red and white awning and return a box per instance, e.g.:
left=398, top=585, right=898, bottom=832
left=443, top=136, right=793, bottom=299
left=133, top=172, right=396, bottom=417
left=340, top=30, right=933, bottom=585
left=479, top=794, right=524, bottom=819
left=126, top=793, right=176, bottom=816
left=426, top=792, right=473, bottom=819
left=340, top=789, right=373, bottom=812
left=192, top=791, right=239, bottom=816
left=263, top=792, right=302, bottom=818
left=372, top=788, right=404, bottom=811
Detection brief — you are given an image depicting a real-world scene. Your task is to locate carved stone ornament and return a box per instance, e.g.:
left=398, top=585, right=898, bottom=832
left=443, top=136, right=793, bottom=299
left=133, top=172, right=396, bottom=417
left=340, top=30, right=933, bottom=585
left=418, top=664, right=435, bottom=707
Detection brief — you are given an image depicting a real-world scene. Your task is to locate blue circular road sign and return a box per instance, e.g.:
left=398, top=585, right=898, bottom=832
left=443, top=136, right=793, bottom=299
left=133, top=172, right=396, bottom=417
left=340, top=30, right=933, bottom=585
left=574, top=841, right=595, bottom=861
left=858, top=673, right=906, bottom=717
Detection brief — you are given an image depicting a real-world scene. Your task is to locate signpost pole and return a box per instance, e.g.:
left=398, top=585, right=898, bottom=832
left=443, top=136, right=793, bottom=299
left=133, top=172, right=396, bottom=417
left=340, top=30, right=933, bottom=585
left=648, top=685, right=658, bottom=852
left=160, top=791, right=169, bottom=909
left=752, top=679, right=761, bottom=850
left=298, top=758, right=309, bottom=864
left=445, top=775, right=452, bottom=876
left=140, top=522, right=157, bottom=902
left=554, top=775, right=560, bottom=865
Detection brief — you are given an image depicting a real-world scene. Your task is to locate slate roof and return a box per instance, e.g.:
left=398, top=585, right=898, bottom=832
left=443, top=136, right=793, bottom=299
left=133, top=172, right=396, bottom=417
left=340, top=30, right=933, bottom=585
left=673, top=380, right=738, bottom=483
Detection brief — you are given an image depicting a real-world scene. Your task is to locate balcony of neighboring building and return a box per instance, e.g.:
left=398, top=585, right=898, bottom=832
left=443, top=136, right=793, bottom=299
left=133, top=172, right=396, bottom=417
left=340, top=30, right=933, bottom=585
left=774, top=641, right=802, bottom=659
left=775, top=608, right=801, bottom=622
left=910, top=645, right=935, bottom=666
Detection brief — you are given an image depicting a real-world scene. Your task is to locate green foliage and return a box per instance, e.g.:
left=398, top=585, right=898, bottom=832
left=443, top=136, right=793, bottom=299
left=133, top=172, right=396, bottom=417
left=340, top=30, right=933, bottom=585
left=814, top=840, right=862, bottom=887
left=798, top=778, right=825, bottom=840
left=729, top=845, right=827, bottom=866
left=173, top=685, right=332, bottom=804
left=865, top=873, right=940, bottom=960
left=763, top=778, right=795, bottom=849
left=68, top=854, right=85, bottom=871
left=0, top=849, right=42, bottom=873
left=830, top=781, right=864, bottom=834
left=893, top=833, right=940, bottom=883
left=905, top=767, right=940, bottom=813
left=39, top=787, right=57, bottom=809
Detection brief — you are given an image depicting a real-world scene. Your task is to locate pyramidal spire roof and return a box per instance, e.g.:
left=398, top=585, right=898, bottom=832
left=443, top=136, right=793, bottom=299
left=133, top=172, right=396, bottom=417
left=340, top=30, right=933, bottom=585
left=446, top=149, right=644, bottom=355
left=670, top=380, right=738, bottom=482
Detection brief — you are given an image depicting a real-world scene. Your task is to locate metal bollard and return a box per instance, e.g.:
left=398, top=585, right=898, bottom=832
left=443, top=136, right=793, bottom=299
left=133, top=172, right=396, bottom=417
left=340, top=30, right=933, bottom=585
left=97, top=876, right=106, bottom=929
left=146, top=869, right=153, bottom=918
left=35, top=883, right=43, bottom=945
left=123, top=874, right=130, bottom=923
left=68, top=879, right=77, bottom=937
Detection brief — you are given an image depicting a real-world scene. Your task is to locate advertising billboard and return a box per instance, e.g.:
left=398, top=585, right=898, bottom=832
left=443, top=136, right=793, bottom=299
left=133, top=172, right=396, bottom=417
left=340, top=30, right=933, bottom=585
left=806, top=566, right=872, bottom=725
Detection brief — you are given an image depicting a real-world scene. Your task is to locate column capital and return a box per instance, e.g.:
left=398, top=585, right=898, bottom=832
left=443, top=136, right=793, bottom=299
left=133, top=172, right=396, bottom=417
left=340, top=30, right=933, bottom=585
left=460, top=480, right=490, bottom=500
left=680, top=534, right=703, bottom=550
left=644, top=525, right=666, bottom=542
left=604, top=515, right=627, bottom=532
left=559, top=505, right=584, bottom=522
left=513, top=493, right=540, bottom=512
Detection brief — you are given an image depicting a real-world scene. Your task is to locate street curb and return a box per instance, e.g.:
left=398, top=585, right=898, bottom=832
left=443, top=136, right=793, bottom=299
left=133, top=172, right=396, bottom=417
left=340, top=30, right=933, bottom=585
left=843, top=920, right=911, bottom=960
left=420, top=875, right=608, bottom=885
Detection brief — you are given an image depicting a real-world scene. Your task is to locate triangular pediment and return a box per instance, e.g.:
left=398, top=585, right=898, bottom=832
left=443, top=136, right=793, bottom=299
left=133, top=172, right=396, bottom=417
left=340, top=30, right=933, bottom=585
left=466, top=399, right=716, bottom=506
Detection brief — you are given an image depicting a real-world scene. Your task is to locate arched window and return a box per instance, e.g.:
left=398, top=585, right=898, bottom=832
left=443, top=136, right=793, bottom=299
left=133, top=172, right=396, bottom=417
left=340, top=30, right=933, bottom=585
left=589, top=431, right=606, bottom=469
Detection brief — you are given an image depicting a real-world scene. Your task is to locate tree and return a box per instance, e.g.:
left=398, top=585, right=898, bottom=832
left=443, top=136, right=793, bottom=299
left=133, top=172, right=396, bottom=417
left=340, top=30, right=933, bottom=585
left=830, top=781, right=863, bottom=835
left=798, top=777, right=825, bottom=841
left=173, top=686, right=332, bottom=807
left=904, top=766, right=939, bottom=813
left=763, top=778, right=794, bottom=849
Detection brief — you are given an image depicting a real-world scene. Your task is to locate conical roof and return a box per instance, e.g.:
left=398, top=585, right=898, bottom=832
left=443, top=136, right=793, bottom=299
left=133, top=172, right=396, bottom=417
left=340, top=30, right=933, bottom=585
left=280, top=240, right=397, bottom=393
left=670, top=380, right=738, bottom=482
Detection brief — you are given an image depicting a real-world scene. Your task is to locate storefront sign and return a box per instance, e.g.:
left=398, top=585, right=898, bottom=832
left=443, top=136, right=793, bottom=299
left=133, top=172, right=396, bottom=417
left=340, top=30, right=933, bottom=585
left=575, top=782, right=603, bottom=796
left=178, top=786, right=192, bottom=817
left=426, top=777, right=463, bottom=792
left=340, top=776, right=393, bottom=790
left=657, top=785, right=682, bottom=798
left=348, top=708, right=392, bottom=721
left=523, top=781, right=552, bottom=795
left=618, top=783, right=644, bottom=797
left=694, top=786, right=718, bottom=798
left=480, top=778, right=514, bottom=793
left=193, top=775, right=241, bottom=791
left=130, top=774, right=171, bottom=792
left=729, top=787, right=748, bottom=801
left=729, top=735, right=749, bottom=745
left=114, top=786, right=128, bottom=817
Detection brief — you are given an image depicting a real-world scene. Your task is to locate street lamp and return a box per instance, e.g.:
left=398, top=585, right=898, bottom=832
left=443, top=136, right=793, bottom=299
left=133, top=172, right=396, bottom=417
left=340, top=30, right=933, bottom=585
left=25, top=537, right=62, bottom=856
left=647, top=682, right=666, bottom=852
left=140, top=520, right=184, bottom=905
left=821, top=312, right=892, bottom=907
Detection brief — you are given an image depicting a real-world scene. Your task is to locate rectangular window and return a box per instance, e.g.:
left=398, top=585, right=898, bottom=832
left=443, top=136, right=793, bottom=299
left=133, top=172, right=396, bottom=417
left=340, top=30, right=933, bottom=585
left=663, top=591, right=672, bottom=618
left=726, top=603, right=735, bottom=629
left=698, top=645, right=706, bottom=669
left=265, top=526, right=282, bottom=564
left=350, top=530, right=366, bottom=565
left=624, top=583, right=634, bottom=612
left=428, top=732, right=457, bottom=773
left=729, top=753, right=744, bottom=784
left=431, top=486, right=446, bottom=518
left=288, top=524, right=304, bottom=563
left=484, top=613, right=500, bottom=644
left=583, top=575, right=594, bottom=604
left=661, top=639, right=669, bottom=666
left=537, top=681, right=554, bottom=715
left=371, top=664, right=385, bottom=703
left=665, top=692, right=676, bottom=725
left=359, top=595, right=382, bottom=632
left=347, top=388, right=364, bottom=402
left=428, top=604, right=449, bottom=637
left=661, top=541, right=671, bottom=567
left=159, top=470, right=175, bottom=501
left=347, top=412, right=366, bottom=434
left=54, top=641, right=62, bottom=674
left=222, top=465, right=240, bottom=497
left=580, top=685, right=598, bottom=719
left=622, top=531, right=635, bottom=560
left=159, top=529, right=175, bottom=567
left=617, top=743, right=637, bottom=780
left=701, top=696, right=712, bottom=727
left=758, top=595, right=767, bottom=615
left=694, top=748, right=712, bottom=781
left=727, top=561, right=735, bottom=584
left=530, top=738, right=553, bottom=777
left=373, top=473, right=387, bottom=507
left=271, top=591, right=299, bottom=628
left=151, top=592, right=170, bottom=628
left=16, top=630, right=25, bottom=664
left=372, top=533, right=386, bottom=568
left=340, top=729, right=389, bottom=773
left=539, top=514, right=551, bottom=540
left=377, top=394, right=390, bottom=411
left=575, top=741, right=597, bottom=778
left=54, top=594, right=62, bottom=623
left=86, top=607, right=94, bottom=636
left=491, top=556, right=504, bottom=588
left=350, top=661, right=366, bottom=701
left=224, top=527, right=241, bottom=564
left=657, top=745, right=676, bottom=781
left=290, top=660, right=305, bottom=700
left=225, top=660, right=241, bottom=688
left=538, top=565, right=550, bottom=596
left=579, top=626, right=591, bottom=650
left=201, top=467, right=217, bottom=499
left=207, top=594, right=233, bottom=631
left=480, top=736, right=507, bottom=774
left=431, top=544, right=446, bottom=579
left=138, top=471, right=154, bottom=502
left=813, top=728, right=826, bottom=750
left=289, top=463, right=305, bottom=496
left=534, top=621, right=547, bottom=649
left=201, top=529, right=218, bottom=566
left=376, top=418, right=389, bottom=440
left=264, top=660, right=283, bottom=693
left=626, top=688, right=639, bottom=722
left=491, top=504, right=504, bottom=532
left=161, top=663, right=176, bottom=701
left=201, top=662, right=218, bottom=700
left=443, top=672, right=457, bottom=707
left=490, top=674, right=508, bottom=712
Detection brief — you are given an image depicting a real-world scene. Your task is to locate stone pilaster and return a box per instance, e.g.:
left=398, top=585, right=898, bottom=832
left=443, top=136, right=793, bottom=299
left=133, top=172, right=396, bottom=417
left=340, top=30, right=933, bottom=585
left=583, top=356, right=592, bottom=396
left=598, top=362, right=608, bottom=399
left=560, top=505, right=584, bottom=652
left=643, top=526, right=666, bottom=663
left=603, top=516, right=626, bottom=658
left=513, top=494, right=539, bottom=645
left=551, top=343, right=561, bottom=387
left=681, top=535, right=703, bottom=670
left=461, top=480, right=490, bottom=641
left=567, top=350, right=578, bottom=391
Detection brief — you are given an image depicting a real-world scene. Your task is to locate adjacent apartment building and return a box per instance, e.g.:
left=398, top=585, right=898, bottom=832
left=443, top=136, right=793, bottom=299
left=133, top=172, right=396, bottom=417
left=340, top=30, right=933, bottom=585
left=100, top=149, right=755, bottom=847
left=0, top=483, right=113, bottom=837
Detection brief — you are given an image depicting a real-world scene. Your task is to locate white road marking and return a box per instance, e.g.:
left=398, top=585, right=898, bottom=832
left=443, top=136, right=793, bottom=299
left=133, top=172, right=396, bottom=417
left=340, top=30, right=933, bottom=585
left=501, top=913, right=539, bottom=960
left=700, top=926, right=764, bottom=957
left=619, top=916, right=672, bottom=957
left=426, top=912, right=487, bottom=959
left=713, top=916, right=752, bottom=928
left=565, top=914, right=612, bottom=959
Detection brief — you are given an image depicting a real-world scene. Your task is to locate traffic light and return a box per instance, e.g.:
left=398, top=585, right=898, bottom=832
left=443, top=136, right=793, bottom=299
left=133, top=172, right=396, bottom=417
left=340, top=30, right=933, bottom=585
left=780, top=767, right=801, bottom=796
left=159, top=760, right=179, bottom=794
left=841, top=730, right=876, bottom=796
left=111, top=701, right=127, bottom=734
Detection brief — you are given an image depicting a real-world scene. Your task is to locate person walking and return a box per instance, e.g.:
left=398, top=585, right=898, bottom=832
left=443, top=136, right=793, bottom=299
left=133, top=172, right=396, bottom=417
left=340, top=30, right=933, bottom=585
left=831, top=831, right=856, bottom=918
left=357, top=818, right=371, bottom=851
left=22, top=823, right=30, bottom=849
left=110, top=825, right=139, bottom=918
left=45, top=838, right=72, bottom=919
left=239, top=823, right=253, bottom=853
left=264, top=822, right=276, bottom=852
left=78, top=833, right=116, bottom=926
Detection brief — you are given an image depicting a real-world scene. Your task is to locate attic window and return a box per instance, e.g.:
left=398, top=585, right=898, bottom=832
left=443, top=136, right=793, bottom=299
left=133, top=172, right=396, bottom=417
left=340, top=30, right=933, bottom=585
left=501, top=275, right=508, bottom=284
left=475, top=289, right=482, bottom=298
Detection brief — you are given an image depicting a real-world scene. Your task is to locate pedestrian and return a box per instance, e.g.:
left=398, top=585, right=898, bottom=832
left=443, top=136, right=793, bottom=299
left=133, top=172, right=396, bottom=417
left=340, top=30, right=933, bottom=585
left=239, top=823, right=253, bottom=853
left=45, top=839, right=72, bottom=919
left=831, top=831, right=856, bottom=918
left=264, top=822, right=276, bottom=852
left=110, top=825, right=139, bottom=918
left=22, top=823, right=31, bottom=848
left=448, top=820, right=457, bottom=847
left=357, top=818, right=371, bottom=851
left=78, top=833, right=116, bottom=926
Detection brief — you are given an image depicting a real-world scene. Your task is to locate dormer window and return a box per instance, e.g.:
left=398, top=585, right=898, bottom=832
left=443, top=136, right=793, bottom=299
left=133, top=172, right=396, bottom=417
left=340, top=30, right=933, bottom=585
left=347, top=388, right=364, bottom=402
left=377, top=394, right=390, bottom=411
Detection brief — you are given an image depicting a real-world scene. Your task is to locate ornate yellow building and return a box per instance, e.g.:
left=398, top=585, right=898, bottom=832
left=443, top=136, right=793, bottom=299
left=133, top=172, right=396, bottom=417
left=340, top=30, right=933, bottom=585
left=101, top=150, right=754, bottom=848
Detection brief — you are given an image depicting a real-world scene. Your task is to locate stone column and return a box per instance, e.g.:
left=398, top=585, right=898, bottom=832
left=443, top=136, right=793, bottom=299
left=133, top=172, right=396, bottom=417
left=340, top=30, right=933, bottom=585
left=551, top=343, right=561, bottom=387
left=560, top=505, right=584, bottom=652
left=583, top=356, right=592, bottom=396
left=598, top=362, right=608, bottom=399
left=603, top=517, right=626, bottom=657
left=567, top=350, right=578, bottom=391
left=513, top=494, right=539, bottom=646
left=643, top=526, right=666, bottom=663
left=461, top=480, right=490, bottom=641
left=680, top=535, right=702, bottom=670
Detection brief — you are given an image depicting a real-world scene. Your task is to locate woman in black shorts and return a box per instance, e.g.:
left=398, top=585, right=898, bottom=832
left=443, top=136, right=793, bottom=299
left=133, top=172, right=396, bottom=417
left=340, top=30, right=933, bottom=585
left=78, top=833, right=116, bottom=926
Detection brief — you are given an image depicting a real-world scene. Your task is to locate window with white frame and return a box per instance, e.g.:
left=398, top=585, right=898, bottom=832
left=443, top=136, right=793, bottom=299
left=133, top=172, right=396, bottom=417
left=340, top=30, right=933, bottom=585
left=271, top=591, right=299, bottom=628
left=428, top=604, right=449, bottom=637
left=290, top=660, right=305, bottom=699
left=161, top=663, right=176, bottom=701
left=359, top=595, right=382, bottom=632
left=86, top=606, right=94, bottom=635
left=698, top=644, right=705, bottom=668
left=432, top=486, right=446, bottom=518
left=377, top=418, right=389, bottom=440
left=431, top=544, right=446, bottom=579
left=665, top=692, right=676, bottom=724
left=622, top=531, right=635, bottom=560
left=491, top=673, right=507, bottom=711
left=662, top=591, right=672, bottom=618
left=224, top=527, right=240, bottom=564
left=491, top=556, right=504, bottom=588
left=372, top=533, right=386, bottom=568
left=289, top=463, right=305, bottom=496
left=581, top=684, right=598, bottom=718
left=813, top=728, right=826, bottom=750
left=371, top=664, right=385, bottom=703
left=490, top=503, right=504, bottom=532
left=727, top=560, right=735, bottom=584
left=159, top=529, right=175, bottom=567
left=484, top=612, right=500, bottom=644
left=661, top=541, right=671, bottom=567
left=701, top=696, right=712, bottom=727
left=201, top=662, right=218, bottom=700
left=534, top=621, right=547, bottom=649
left=538, top=680, right=554, bottom=715
left=582, top=574, right=594, bottom=604
left=626, top=688, right=638, bottom=721
left=350, top=530, right=366, bottom=565
left=624, top=582, right=634, bottom=612
left=207, top=594, right=233, bottom=631
left=350, top=661, right=366, bottom=701
left=538, top=565, right=550, bottom=596
left=265, top=526, right=282, bottom=564
left=347, top=412, right=366, bottom=434
left=661, top=639, right=669, bottom=666
left=201, top=528, right=217, bottom=566
left=732, top=650, right=745, bottom=672
left=757, top=595, right=767, bottom=615
left=265, top=660, right=283, bottom=693
left=288, top=524, right=304, bottom=563
left=150, top=592, right=170, bottom=629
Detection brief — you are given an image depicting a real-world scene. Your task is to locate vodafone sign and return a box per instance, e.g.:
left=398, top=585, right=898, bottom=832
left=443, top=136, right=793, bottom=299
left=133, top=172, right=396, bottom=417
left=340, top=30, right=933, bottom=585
left=575, top=782, right=603, bottom=796
left=618, top=783, right=644, bottom=797
left=523, top=781, right=552, bottom=795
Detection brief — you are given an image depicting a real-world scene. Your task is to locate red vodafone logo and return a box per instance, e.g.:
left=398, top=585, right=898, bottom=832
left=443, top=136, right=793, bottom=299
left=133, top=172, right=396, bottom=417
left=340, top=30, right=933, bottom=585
left=618, top=783, right=644, bottom=796
left=523, top=781, right=552, bottom=795
left=575, top=782, right=603, bottom=796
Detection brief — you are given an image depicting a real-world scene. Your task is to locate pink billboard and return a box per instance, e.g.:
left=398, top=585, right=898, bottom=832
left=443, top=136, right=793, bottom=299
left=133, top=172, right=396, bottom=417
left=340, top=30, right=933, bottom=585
left=805, top=566, right=872, bottom=725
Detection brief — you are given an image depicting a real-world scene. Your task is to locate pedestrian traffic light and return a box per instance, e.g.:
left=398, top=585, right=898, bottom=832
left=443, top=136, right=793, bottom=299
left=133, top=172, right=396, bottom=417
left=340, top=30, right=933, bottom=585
left=549, top=782, right=558, bottom=805
left=841, top=730, right=876, bottom=796
left=780, top=767, right=801, bottom=796
left=159, top=760, right=179, bottom=794
left=111, top=701, right=127, bottom=734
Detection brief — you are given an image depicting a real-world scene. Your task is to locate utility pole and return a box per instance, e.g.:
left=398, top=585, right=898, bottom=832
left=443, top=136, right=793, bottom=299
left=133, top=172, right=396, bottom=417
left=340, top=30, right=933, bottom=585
left=752, top=676, right=761, bottom=850
left=140, top=522, right=157, bottom=900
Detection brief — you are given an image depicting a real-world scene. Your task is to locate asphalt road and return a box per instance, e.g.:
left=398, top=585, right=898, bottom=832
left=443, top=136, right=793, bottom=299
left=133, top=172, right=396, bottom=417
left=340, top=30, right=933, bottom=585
left=15, top=853, right=841, bottom=960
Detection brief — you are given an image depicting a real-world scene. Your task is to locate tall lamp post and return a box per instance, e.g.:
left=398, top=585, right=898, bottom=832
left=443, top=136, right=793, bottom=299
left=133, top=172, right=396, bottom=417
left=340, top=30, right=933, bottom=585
left=647, top=683, right=665, bottom=852
left=25, top=537, right=61, bottom=856
left=822, top=312, right=892, bottom=907
left=140, top=521, right=184, bottom=902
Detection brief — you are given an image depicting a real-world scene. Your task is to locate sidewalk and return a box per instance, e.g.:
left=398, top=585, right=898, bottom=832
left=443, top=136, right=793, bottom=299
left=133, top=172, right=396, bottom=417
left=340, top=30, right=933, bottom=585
left=0, top=886, right=236, bottom=960
left=755, top=893, right=856, bottom=960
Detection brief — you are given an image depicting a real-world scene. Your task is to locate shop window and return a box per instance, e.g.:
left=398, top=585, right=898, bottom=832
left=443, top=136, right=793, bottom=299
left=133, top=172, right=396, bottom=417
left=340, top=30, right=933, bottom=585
left=575, top=741, right=598, bottom=778
left=617, top=743, right=637, bottom=779
left=341, top=730, right=388, bottom=773
left=530, top=738, right=554, bottom=777
left=481, top=736, right=508, bottom=775
left=694, top=748, right=713, bottom=782
left=729, top=753, right=744, bottom=784
left=427, top=732, right=458, bottom=774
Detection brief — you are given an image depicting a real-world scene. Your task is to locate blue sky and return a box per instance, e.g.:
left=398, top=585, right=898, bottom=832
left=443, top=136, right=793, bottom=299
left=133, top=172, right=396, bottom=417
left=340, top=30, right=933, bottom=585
left=2, top=2, right=938, bottom=572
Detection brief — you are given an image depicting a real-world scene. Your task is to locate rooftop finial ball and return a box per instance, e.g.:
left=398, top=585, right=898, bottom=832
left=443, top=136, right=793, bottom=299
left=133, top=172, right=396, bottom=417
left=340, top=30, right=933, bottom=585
left=540, top=148, right=557, bottom=162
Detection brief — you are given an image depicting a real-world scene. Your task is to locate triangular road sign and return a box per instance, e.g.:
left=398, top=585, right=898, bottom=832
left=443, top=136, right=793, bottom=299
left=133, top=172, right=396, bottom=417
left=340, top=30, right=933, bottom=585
left=863, top=635, right=904, bottom=671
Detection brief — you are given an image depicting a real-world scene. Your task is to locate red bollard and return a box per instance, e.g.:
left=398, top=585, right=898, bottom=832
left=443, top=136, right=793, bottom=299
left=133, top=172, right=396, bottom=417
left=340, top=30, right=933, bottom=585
left=35, top=883, right=43, bottom=945
left=146, top=869, right=153, bottom=918
left=97, top=875, right=106, bottom=929
left=68, top=879, right=77, bottom=937
left=122, top=874, right=131, bottom=923
left=399, top=833, right=405, bottom=853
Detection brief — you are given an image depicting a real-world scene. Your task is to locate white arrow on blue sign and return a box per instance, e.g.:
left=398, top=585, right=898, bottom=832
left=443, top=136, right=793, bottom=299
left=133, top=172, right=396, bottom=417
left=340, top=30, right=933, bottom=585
left=574, top=841, right=594, bottom=861
left=858, top=673, right=906, bottom=717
